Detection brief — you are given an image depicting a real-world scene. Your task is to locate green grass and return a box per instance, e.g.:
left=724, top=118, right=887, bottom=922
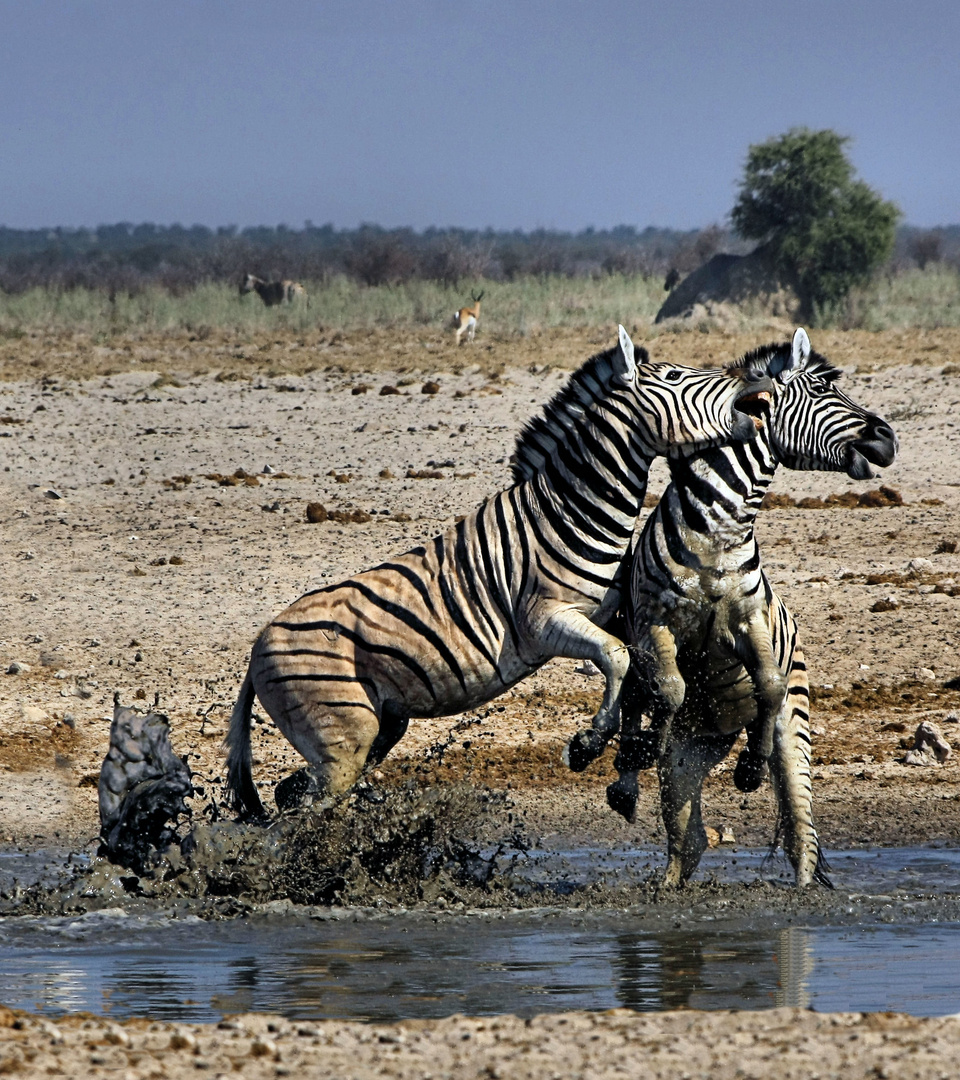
left=0, top=275, right=666, bottom=337
left=842, top=266, right=960, bottom=330
left=2, top=265, right=958, bottom=337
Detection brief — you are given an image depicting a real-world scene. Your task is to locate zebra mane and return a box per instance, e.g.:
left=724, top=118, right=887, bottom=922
left=510, top=343, right=649, bottom=484
left=731, top=342, right=842, bottom=383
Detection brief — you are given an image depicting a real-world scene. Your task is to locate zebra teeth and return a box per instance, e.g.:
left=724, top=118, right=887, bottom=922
left=737, top=390, right=772, bottom=430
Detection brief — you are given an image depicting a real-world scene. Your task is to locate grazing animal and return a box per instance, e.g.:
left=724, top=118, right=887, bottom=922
left=453, top=290, right=484, bottom=344
left=663, top=268, right=681, bottom=292
left=608, top=329, right=897, bottom=887
left=240, top=273, right=305, bottom=306
left=225, top=327, right=773, bottom=819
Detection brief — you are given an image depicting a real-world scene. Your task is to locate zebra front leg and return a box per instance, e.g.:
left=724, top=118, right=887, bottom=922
left=606, top=662, right=659, bottom=823
left=659, top=728, right=737, bottom=886
left=534, top=607, right=631, bottom=772
left=731, top=616, right=786, bottom=792
left=768, top=640, right=831, bottom=887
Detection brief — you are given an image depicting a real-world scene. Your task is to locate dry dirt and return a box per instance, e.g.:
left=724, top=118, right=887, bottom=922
left=1, top=324, right=959, bottom=1075
left=5, top=1004, right=960, bottom=1080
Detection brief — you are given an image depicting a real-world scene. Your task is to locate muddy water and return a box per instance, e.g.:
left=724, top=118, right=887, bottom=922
left=3, top=846, right=960, bottom=1022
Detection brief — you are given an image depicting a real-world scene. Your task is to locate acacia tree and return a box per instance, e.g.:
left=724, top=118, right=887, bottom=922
left=731, top=128, right=900, bottom=318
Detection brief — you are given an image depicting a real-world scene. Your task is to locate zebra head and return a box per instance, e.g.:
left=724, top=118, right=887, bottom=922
left=749, top=328, right=898, bottom=479
left=510, top=326, right=772, bottom=484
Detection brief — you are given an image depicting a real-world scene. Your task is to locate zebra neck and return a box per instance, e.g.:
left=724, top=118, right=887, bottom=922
left=531, top=437, right=651, bottom=542
left=665, top=437, right=777, bottom=551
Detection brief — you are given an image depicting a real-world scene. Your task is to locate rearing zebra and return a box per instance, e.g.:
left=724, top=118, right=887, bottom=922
left=225, top=327, right=773, bottom=818
left=608, top=329, right=897, bottom=886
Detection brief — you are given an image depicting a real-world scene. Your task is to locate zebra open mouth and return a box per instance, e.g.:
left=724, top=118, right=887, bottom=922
left=735, top=390, right=772, bottom=431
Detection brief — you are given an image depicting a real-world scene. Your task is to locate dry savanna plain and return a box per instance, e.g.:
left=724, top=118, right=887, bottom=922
left=1, top=319, right=960, bottom=1077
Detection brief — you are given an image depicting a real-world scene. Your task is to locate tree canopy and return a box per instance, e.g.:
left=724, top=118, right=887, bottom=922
left=731, top=128, right=900, bottom=317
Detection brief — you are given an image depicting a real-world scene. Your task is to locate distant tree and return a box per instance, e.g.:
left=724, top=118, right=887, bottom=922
left=731, top=128, right=900, bottom=317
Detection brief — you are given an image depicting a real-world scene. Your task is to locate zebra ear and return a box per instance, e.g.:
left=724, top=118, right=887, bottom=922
left=789, top=327, right=811, bottom=371
left=616, top=325, right=637, bottom=377
left=769, top=327, right=811, bottom=382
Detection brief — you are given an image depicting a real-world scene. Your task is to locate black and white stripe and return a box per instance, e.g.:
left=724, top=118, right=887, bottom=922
left=609, top=329, right=897, bottom=887
left=224, top=327, right=771, bottom=818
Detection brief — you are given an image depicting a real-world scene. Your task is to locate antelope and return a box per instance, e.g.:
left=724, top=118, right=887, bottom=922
left=240, top=273, right=306, bottom=307
left=453, top=290, right=484, bottom=344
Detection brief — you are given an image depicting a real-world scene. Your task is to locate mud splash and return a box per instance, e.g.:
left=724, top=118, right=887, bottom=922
left=4, top=783, right=537, bottom=916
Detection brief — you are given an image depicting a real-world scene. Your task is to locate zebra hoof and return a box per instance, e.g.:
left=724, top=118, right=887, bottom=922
left=614, top=731, right=659, bottom=772
left=733, top=749, right=767, bottom=792
left=606, top=779, right=638, bottom=823
left=275, top=767, right=321, bottom=811
left=564, top=729, right=606, bottom=772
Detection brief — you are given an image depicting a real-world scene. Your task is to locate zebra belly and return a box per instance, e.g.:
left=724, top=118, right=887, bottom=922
left=249, top=555, right=543, bottom=725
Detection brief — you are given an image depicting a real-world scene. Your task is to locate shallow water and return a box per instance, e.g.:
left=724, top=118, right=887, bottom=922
left=2, top=909, right=960, bottom=1022
left=3, top=845, right=960, bottom=1023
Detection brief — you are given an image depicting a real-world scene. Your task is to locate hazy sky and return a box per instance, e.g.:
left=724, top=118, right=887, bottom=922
left=2, top=1, right=957, bottom=231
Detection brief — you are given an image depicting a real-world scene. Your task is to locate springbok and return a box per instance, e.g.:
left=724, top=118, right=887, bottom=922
left=240, top=273, right=306, bottom=307
left=453, top=290, right=484, bottom=344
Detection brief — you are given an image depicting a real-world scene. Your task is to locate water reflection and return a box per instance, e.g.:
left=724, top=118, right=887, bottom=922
left=775, top=928, right=813, bottom=1008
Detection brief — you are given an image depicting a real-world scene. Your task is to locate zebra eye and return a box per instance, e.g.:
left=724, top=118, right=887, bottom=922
left=665, top=370, right=683, bottom=382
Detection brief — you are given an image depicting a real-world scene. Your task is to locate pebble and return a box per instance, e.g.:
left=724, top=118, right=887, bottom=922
left=6, top=661, right=29, bottom=674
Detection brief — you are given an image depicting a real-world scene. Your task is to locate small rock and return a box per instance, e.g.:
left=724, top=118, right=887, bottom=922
left=870, top=597, right=898, bottom=613
left=916, top=667, right=936, bottom=681
left=934, top=539, right=958, bottom=554
left=379, top=385, right=400, bottom=396
left=6, top=661, right=29, bottom=675
left=907, top=557, right=934, bottom=575
left=262, top=464, right=275, bottom=475
left=43, top=488, right=63, bottom=499
left=421, top=381, right=440, bottom=395
left=573, top=660, right=600, bottom=677
left=305, top=502, right=328, bottom=524
left=904, top=720, right=952, bottom=766
left=944, top=712, right=959, bottom=724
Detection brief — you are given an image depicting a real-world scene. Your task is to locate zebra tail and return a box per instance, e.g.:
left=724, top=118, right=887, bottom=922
left=223, top=671, right=267, bottom=820
left=813, top=845, right=834, bottom=889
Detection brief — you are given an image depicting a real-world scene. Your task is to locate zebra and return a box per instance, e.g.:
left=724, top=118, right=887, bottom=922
left=239, top=273, right=306, bottom=306
left=605, top=328, right=897, bottom=887
left=224, top=326, right=774, bottom=819
left=453, top=290, right=484, bottom=344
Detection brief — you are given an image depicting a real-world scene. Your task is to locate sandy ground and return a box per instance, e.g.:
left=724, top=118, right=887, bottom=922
left=5, top=1003, right=960, bottom=1079
left=1, top=323, right=960, bottom=1074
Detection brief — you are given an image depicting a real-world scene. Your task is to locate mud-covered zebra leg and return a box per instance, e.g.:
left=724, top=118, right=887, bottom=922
left=659, top=727, right=738, bottom=886
left=267, top=696, right=382, bottom=811
left=732, top=614, right=786, bottom=792
left=535, top=607, right=631, bottom=772
left=768, top=639, right=831, bottom=888
left=606, top=661, right=661, bottom=823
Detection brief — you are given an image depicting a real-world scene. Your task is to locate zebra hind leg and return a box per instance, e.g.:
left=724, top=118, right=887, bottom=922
left=270, top=701, right=383, bottom=813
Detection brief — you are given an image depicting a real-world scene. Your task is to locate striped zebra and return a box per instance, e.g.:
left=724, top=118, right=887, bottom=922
left=239, top=273, right=306, bottom=306
left=224, top=327, right=774, bottom=818
left=606, top=328, right=897, bottom=887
